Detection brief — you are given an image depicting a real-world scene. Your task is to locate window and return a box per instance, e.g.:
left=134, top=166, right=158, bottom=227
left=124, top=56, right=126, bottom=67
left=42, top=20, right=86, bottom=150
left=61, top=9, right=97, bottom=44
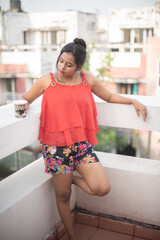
left=146, top=28, right=153, bottom=38
left=117, top=83, right=138, bottom=95
left=123, top=29, right=130, bottom=43
left=1, top=78, right=16, bottom=93
left=123, top=28, right=153, bottom=44
left=0, top=78, right=16, bottom=104
left=41, top=30, right=66, bottom=45
left=24, top=31, right=27, bottom=44
left=111, top=48, right=119, bottom=52
left=135, top=29, right=143, bottom=43
left=57, top=31, right=66, bottom=45
left=23, top=30, right=36, bottom=45
left=41, top=31, right=54, bottom=45
left=24, top=30, right=66, bottom=45
left=88, top=22, right=95, bottom=30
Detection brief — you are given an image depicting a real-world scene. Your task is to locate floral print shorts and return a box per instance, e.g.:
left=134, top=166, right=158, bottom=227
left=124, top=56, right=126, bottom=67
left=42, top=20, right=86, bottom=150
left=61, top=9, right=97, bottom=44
left=42, top=141, right=99, bottom=175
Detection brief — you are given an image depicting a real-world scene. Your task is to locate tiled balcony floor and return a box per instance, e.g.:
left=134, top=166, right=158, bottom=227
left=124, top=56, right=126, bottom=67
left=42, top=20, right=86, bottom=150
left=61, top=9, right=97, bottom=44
left=58, top=223, right=155, bottom=240
left=60, top=223, right=148, bottom=240
left=48, top=212, right=160, bottom=240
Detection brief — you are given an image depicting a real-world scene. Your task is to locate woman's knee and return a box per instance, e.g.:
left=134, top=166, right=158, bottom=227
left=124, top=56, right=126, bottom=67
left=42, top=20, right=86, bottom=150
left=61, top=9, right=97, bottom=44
left=92, top=182, right=111, bottom=196
left=99, top=183, right=111, bottom=196
left=56, top=188, right=72, bottom=203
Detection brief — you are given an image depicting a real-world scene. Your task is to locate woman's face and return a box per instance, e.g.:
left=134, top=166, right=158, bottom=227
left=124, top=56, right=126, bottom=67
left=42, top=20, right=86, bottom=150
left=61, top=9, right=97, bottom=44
left=57, top=52, right=77, bottom=77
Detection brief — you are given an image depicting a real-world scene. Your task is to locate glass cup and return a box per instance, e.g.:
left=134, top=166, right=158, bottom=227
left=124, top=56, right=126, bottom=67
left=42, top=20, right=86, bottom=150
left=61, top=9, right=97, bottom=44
left=13, top=100, right=28, bottom=118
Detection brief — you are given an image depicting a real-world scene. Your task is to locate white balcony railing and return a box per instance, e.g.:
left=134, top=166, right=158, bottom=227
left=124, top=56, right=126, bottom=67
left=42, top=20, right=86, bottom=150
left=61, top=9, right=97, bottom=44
left=0, top=44, right=61, bottom=52
left=0, top=95, right=160, bottom=240
left=0, top=43, right=146, bottom=52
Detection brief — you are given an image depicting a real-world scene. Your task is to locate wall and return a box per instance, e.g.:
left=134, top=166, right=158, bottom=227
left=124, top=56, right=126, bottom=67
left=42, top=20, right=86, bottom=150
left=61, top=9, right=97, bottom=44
left=1, top=51, right=41, bottom=76
left=0, top=64, right=26, bottom=101
left=0, top=63, right=26, bottom=74
left=0, top=158, right=76, bottom=240
left=76, top=152, right=160, bottom=226
left=77, top=11, right=97, bottom=43
left=1, top=50, right=59, bottom=77
left=90, top=50, right=144, bottom=78
left=146, top=37, right=160, bottom=96
left=4, top=12, right=30, bottom=45
left=96, top=16, right=108, bottom=43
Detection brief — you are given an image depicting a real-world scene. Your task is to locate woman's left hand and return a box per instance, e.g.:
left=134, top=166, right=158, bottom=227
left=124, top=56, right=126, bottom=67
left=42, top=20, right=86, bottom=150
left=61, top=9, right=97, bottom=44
left=132, top=100, right=147, bottom=121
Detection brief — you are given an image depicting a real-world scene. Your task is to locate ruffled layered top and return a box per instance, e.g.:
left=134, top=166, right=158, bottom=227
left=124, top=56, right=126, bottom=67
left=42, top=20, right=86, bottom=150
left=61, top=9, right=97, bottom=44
left=38, top=71, right=98, bottom=146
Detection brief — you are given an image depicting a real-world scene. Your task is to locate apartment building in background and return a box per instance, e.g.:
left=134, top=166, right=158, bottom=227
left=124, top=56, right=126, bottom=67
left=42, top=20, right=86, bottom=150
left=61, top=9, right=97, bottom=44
left=93, top=2, right=160, bottom=96
left=0, top=1, right=160, bottom=103
left=0, top=0, right=98, bottom=104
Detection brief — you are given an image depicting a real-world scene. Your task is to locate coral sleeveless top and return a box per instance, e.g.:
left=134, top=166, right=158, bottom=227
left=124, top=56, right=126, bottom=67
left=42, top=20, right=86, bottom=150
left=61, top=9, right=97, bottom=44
left=38, top=71, right=98, bottom=146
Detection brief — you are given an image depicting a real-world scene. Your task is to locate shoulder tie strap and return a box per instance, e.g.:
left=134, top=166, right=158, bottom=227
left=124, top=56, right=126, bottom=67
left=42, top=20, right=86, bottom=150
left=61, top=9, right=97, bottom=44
left=49, top=72, right=55, bottom=83
left=49, top=72, right=57, bottom=86
left=81, top=71, right=88, bottom=86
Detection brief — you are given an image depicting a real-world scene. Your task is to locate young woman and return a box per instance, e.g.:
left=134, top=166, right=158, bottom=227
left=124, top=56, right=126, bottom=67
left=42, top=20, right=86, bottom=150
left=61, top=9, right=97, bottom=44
left=23, top=38, right=147, bottom=240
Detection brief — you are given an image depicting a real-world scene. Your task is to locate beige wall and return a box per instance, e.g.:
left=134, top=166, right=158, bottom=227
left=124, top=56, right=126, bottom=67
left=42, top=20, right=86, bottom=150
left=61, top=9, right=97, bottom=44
left=146, top=37, right=160, bottom=96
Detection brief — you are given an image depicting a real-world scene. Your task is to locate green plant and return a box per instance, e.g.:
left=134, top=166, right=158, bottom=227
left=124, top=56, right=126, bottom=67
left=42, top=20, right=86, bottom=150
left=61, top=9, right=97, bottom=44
left=96, top=51, right=114, bottom=81
left=82, top=49, right=90, bottom=72
left=82, top=41, right=95, bottom=72
left=94, top=126, right=128, bottom=153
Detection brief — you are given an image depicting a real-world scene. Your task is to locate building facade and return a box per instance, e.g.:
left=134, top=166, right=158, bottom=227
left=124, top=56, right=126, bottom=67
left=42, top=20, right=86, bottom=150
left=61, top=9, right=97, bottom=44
left=1, top=2, right=160, bottom=104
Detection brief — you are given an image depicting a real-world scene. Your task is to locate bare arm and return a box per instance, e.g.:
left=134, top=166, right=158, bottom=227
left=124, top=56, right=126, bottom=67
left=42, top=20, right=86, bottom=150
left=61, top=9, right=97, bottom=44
left=85, top=72, right=147, bottom=121
left=22, top=74, right=51, bottom=103
left=108, top=94, right=147, bottom=121
left=22, top=74, right=51, bottom=111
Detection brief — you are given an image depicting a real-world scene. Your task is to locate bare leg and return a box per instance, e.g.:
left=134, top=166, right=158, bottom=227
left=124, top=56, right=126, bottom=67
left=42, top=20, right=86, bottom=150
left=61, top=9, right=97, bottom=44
left=52, top=172, right=77, bottom=240
left=72, top=175, right=95, bottom=195
left=74, top=162, right=111, bottom=196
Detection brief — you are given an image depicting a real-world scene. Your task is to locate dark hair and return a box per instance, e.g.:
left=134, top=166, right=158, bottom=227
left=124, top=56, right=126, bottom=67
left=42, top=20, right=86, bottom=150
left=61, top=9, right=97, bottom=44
left=56, top=38, right=87, bottom=69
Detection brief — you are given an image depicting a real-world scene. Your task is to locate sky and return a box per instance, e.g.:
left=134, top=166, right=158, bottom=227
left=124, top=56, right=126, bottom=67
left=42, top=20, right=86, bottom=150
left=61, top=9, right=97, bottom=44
left=0, top=0, right=156, bottom=16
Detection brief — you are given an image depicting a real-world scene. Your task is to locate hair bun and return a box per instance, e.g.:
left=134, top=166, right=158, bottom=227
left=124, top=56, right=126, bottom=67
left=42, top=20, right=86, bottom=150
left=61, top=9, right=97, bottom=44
left=74, top=38, right=86, bottom=49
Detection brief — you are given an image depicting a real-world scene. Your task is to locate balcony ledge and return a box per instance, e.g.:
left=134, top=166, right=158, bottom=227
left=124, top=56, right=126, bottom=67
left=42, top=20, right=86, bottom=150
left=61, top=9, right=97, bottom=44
left=0, top=94, right=160, bottom=159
